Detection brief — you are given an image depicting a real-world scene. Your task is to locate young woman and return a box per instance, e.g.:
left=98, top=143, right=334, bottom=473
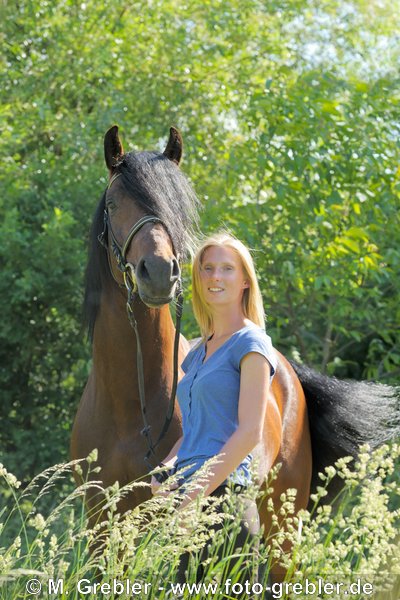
left=151, top=231, right=277, bottom=592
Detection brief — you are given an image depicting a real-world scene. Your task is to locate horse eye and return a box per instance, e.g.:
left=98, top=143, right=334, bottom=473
left=106, top=199, right=117, bottom=210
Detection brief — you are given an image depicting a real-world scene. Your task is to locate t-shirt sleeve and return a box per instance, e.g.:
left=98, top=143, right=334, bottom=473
left=231, top=329, right=277, bottom=379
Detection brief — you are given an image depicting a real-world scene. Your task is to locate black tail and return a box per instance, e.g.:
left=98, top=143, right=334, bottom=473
left=290, top=362, right=400, bottom=497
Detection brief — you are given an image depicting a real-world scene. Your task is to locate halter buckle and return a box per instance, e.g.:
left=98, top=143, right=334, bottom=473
left=123, top=263, right=137, bottom=294
left=141, top=425, right=152, bottom=438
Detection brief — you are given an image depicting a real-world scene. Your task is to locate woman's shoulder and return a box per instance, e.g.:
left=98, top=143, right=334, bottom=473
left=235, top=322, right=272, bottom=343
left=232, top=323, right=277, bottom=375
left=240, top=322, right=268, bottom=336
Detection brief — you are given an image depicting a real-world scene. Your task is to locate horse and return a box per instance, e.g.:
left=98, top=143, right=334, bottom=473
left=71, top=125, right=399, bottom=575
left=70, top=125, right=199, bottom=519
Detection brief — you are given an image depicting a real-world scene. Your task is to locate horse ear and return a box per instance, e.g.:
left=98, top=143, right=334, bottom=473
left=163, top=127, right=183, bottom=165
left=104, top=125, right=124, bottom=171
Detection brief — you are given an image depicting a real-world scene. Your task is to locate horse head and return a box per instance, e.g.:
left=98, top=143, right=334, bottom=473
left=95, top=125, right=198, bottom=310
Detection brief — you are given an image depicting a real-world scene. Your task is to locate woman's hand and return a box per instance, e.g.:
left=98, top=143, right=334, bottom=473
left=151, top=475, right=162, bottom=495
left=150, top=436, right=183, bottom=496
left=151, top=474, right=179, bottom=496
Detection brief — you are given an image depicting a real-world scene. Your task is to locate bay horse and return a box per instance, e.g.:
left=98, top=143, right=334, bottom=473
left=71, top=125, right=399, bottom=570
left=71, top=125, right=199, bottom=518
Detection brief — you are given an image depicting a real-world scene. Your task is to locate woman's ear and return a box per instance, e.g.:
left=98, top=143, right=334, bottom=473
left=243, top=280, right=250, bottom=288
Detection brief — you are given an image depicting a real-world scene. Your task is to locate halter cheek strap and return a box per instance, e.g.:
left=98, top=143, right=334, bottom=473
left=108, top=172, right=122, bottom=189
left=98, top=171, right=164, bottom=288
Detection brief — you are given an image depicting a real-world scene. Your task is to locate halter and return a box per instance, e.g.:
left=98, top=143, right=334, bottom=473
left=98, top=172, right=165, bottom=292
left=98, top=171, right=183, bottom=469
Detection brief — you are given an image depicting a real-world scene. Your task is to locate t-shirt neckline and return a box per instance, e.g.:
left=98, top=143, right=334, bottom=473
left=201, top=323, right=258, bottom=365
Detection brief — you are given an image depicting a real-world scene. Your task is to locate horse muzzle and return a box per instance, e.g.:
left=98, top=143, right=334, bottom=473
left=135, top=255, right=180, bottom=307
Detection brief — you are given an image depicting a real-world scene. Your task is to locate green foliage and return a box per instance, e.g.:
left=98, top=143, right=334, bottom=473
left=0, top=0, right=399, bottom=482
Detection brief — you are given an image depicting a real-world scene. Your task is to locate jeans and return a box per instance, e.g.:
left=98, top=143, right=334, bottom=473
left=176, top=485, right=269, bottom=599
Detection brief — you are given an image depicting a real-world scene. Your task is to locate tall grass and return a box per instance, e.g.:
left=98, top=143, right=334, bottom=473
left=0, top=444, right=399, bottom=599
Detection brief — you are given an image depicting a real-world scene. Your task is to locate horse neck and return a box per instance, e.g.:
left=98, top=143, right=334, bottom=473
left=91, top=282, right=176, bottom=414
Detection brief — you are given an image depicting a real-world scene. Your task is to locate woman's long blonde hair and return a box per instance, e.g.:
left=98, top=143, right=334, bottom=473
left=191, top=231, right=266, bottom=339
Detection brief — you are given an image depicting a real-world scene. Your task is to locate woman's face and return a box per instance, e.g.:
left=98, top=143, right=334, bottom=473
left=199, top=245, right=249, bottom=308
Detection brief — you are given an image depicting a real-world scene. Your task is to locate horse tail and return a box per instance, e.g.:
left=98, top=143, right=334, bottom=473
left=290, top=361, right=400, bottom=497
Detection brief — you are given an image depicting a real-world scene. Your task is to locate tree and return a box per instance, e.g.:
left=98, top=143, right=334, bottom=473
left=1, top=0, right=399, bottom=481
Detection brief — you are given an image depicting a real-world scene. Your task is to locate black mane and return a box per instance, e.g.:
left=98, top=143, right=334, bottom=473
left=83, top=150, right=199, bottom=340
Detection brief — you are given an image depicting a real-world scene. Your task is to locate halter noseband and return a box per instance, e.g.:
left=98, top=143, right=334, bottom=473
left=97, top=171, right=183, bottom=470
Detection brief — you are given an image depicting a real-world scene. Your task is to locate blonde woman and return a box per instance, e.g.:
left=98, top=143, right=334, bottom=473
left=152, top=231, right=277, bottom=592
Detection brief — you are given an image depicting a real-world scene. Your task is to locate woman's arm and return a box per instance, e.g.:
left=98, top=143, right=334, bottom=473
left=161, top=435, right=184, bottom=468
left=151, top=435, right=183, bottom=494
left=179, top=352, right=271, bottom=508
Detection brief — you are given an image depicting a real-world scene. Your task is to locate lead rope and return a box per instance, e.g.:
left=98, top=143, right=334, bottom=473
left=125, top=275, right=183, bottom=469
left=147, top=283, right=183, bottom=464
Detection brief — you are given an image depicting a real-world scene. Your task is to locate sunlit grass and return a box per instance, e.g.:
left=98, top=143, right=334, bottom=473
left=0, top=444, right=399, bottom=599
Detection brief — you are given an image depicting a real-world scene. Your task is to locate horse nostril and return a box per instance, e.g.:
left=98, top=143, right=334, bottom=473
left=171, top=258, right=180, bottom=280
left=137, top=258, right=150, bottom=281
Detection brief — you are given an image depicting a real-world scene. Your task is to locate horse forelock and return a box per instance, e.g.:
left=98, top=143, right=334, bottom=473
left=116, top=150, right=199, bottom=258
left=83, top=151, right=200, bottom=340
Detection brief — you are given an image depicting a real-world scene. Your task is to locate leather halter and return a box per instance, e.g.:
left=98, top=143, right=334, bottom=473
left=98, top=172, right=164, bottom=292
left=98, top=171, right=183, bottom=468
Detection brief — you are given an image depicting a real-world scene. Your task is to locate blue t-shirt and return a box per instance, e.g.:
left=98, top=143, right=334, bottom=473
left=176, top=323, right=277, bottom=487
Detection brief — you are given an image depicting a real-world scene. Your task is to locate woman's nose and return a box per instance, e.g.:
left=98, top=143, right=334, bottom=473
left=212, top=269, right=221, bottom=280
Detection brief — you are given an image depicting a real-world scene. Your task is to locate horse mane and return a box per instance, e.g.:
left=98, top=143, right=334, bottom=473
left=83, top=150, right=200, bottom=340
